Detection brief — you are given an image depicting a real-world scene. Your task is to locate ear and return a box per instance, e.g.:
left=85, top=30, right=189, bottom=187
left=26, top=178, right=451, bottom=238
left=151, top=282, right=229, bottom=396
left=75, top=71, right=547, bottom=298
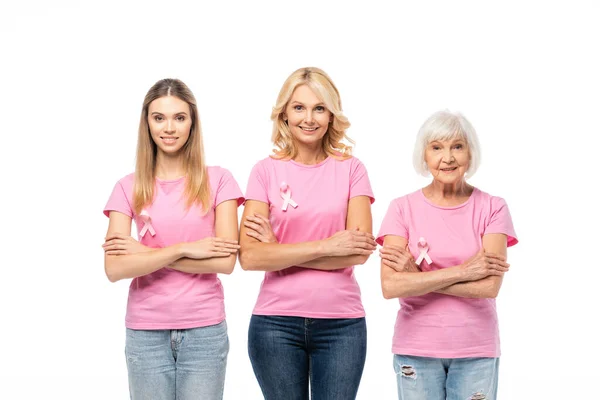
left=282, top=113, right=288, bottom=123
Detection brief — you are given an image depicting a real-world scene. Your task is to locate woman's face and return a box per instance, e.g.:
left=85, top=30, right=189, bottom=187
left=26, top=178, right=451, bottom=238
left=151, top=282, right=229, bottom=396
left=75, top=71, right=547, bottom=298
left=147, top=95, right=192, bottom=155
left=424, top=137, right=470, bottom=184
left=283, top=84, right=332, bottom=148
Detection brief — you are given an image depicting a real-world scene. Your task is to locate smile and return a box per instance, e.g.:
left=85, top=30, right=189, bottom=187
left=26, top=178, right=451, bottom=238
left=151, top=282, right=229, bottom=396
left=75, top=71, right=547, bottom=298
left=299, top=126, right=318, bottom=132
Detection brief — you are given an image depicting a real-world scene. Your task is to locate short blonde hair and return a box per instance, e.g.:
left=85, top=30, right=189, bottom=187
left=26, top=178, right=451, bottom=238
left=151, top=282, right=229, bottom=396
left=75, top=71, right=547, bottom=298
left=271, top=67, right=353, bottom=159
left=413, top=110, right=481, bottom=179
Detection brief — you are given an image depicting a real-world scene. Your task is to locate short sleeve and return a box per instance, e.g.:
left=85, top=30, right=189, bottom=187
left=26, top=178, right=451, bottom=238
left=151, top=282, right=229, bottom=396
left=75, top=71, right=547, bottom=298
left=245, top=161, right=269, bottom=204
left=103, top=181, right=133, bottom=218
left=215, top=168, right=244, bottom=207
left=376, top=199, right=408, bottom=245
left=349, top=158, right=375, bottom=204
left=485, top=197, right=518, bottom=247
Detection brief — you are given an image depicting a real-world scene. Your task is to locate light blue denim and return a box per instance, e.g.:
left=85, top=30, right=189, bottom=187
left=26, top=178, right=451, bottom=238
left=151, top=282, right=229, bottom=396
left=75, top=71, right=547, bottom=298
left=125, top=320, right=229, bottom=400
left=393, top=354, right=499, bottom=400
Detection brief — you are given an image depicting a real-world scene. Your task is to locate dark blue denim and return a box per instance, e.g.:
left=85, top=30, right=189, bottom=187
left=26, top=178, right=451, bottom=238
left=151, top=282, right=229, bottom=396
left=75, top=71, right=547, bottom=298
left=248, top=315, right=367, bottom=400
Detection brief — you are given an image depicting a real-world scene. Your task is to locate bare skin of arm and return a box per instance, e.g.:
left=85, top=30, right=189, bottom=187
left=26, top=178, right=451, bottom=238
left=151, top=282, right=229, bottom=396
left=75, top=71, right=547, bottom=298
left=435, top=233, right=508, bottom=298
left=103, top=201, right=240, bottom=282
left=168, top=199, right=241, bottom=275
left=379, top=235, right=509, bottom=299
left=239, top=198, right=376, bottom=272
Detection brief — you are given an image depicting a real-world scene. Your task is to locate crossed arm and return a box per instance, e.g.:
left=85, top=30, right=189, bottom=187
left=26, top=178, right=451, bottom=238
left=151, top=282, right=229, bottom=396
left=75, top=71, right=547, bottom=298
left=380, top=234, right=509, bottom=299
left=238, top=196, right=377, bottom=272
left=102, top=200, right=240, bottom=282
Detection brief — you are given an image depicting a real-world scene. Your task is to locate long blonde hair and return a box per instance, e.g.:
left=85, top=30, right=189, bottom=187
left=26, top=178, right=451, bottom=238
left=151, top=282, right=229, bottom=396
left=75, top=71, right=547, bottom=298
left=133, top=78, right=211, bottom=214
left=271, top=67, right=353, bottom=159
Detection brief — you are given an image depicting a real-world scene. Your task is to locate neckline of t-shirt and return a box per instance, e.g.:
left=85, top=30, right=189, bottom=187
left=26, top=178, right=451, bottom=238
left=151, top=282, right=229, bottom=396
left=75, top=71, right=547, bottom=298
left=288, top=156, right=333, bottom=169
left=418, top=187, right=478, bottom=210
left=156, top=176, right=186, bottom=184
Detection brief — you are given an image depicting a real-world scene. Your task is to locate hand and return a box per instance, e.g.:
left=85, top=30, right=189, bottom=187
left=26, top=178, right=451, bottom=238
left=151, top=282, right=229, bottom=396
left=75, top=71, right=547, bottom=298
left=461, top=249, right=510, bottom=281
left=379, top=245, right=421, bottom=273
left=323, top=228, right=377, bottom=257
left=103, top=234, right=151, bottom=256
left=180, top=237, right=240, bottom=260
left=244, top=213, right=278, bottom=243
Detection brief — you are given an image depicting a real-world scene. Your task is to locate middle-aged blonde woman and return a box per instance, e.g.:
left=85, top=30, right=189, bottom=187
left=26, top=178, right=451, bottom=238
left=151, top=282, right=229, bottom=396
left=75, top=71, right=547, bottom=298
left=239, top=67, right=377, bottom=399
left=377, top=110, right=518, bottom=400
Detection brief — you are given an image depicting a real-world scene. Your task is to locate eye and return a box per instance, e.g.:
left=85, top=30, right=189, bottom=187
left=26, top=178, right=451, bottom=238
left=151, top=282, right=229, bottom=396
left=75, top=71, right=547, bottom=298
left=294, top=105, right=303, bottom=111
left=154, top=115, right=163, bottom=122
left=453, top=144, right=463, bottom=150
left=176, top=115, right=186, bottom=122
left=315, top=106, right=325, bottom=112
left=432, top=146, right=441, bottom=150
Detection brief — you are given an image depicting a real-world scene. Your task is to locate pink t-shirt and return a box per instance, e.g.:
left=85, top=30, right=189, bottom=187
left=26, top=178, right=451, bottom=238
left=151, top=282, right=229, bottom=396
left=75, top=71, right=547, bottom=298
left=376, top=188, right=518, bottom=358
left=245, top=156, right=375, bottom=318
left=103, top=166, right=244, bottom=330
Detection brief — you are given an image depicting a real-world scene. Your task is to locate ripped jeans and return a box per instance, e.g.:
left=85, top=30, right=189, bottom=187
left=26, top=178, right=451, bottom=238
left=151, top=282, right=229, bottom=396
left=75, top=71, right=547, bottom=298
left=393, top=354, right=499, bottom=400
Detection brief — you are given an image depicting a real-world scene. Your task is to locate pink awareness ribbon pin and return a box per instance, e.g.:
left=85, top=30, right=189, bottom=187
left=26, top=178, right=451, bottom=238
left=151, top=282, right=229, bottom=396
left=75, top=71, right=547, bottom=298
left=415, top=237, right=432, bottom=265
left=280, top=181, right=298, bottom=211
left=139, top=209, right=156, bottom=237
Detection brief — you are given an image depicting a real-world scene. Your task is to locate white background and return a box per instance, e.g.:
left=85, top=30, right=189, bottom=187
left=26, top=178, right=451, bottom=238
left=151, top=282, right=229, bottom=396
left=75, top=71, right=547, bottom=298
left=1, top=0, right=598, bottom=398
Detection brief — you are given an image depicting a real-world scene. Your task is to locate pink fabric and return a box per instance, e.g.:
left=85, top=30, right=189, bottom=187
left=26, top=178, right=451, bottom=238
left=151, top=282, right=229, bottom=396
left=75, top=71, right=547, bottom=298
left=377, top=188, right=518, bottom=358
left=245, top=156, right=374, bottom=318
left=103, top=167, right=244, bottom=329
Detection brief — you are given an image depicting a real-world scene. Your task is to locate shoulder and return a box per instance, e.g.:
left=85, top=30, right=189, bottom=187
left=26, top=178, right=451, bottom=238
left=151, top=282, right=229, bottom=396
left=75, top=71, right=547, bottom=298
left=472, top=187, right=509, bottom=212
left=391, top=189, right=422, bottom=210
left=114, top=172, right=135, bottom=190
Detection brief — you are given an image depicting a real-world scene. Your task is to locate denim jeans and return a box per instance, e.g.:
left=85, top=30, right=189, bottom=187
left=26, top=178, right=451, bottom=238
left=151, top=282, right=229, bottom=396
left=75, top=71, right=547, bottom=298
left=125, top=321, right=229, bottom=400
left=393, top=354, right=499, bottom=400
left=248, top=315, right=367, bottom=400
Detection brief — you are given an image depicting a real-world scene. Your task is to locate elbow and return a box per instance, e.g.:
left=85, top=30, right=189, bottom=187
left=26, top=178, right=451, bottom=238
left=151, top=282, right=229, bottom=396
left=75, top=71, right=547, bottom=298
left=104, top=263, right=120, bottom=283
left=486, top=285, right=500, bottom=299
left=239, top=250, right=259, bottom=271
left=219, top=256, right=237, bottom=275
left=355, top=254, right=370, bottom=265
left=381, top=278, right=399, bottom=300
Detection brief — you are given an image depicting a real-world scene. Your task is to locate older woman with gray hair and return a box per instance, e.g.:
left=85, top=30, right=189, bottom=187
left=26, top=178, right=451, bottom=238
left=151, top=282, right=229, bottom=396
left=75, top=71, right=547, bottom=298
left=377, top=110, right=518, bottom=400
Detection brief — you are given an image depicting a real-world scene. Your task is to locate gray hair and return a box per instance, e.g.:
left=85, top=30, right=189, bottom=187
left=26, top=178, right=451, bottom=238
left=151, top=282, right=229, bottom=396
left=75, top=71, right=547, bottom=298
left=413, top=110, right=481, bottom=179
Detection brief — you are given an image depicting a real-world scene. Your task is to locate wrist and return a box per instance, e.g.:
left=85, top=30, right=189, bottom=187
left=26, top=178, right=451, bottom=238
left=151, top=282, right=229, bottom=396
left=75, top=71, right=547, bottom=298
left=175, top=243, right=188, bottom=258
left=315, top=239, right=329, bottom=258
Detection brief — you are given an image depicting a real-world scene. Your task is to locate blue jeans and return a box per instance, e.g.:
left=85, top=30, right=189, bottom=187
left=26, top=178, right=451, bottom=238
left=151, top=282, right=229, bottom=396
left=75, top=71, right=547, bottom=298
left=248, top=315, right=367, bottom=400
left=393, top=354, right=499, bottom=400
left=125, top=321, right=229, bottom=400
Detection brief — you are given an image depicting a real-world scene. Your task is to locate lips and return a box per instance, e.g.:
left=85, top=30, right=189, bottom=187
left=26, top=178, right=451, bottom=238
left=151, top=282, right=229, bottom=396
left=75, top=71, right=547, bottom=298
left=300, top=126, right=318, bottom=132
left=160, top=136, right=178, bottom=144
left=440, top=167, right=457, bottom=172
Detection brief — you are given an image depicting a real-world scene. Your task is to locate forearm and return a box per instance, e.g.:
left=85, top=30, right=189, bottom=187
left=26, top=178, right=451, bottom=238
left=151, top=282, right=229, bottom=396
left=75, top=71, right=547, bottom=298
left=104, top=245, right=182, bottom=282
left=239, top=241, right=325, bottom=272
left=435, top=275, right=503, bottom=298
left=169, top=254, right=237, bottom=275
left=299, top=254, right=370, bottom=271
left=381, top=265, right=467, bottom=299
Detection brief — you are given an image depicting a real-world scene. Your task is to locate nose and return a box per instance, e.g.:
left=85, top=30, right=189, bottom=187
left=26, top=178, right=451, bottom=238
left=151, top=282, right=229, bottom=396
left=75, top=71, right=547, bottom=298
left=442, top=149, right=454, bottom=163
left=304, top=110, right=314, bottom=124
left=165, top=119, right=175, bottom=133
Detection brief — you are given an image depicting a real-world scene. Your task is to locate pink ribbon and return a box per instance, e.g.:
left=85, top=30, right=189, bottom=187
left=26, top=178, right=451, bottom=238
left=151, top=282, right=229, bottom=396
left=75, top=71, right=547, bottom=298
left=280, top=181, right=298, bottom=211
left=415, top=237, right=432, bottom=265
left=139, top=209, right=156, bottom=237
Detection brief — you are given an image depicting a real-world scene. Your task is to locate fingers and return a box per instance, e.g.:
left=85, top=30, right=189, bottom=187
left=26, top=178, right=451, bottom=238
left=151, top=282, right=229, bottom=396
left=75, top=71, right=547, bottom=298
left=382, top=259, right=404, bottom=272
left=253, top=213, right=271, bottom=224
left=211, top=251, right=237, bottom=258
left=245, top=230, right=270, bottom=243
left=211, top=237, right=240, bottom=245
left=485, top=256, right=510, bottom=268
left=484, top=252, right=507, bottom=262
left=104, top=233, right=129, bottom=241
left=243, top=220, right=263, bottom=233
left=105, top=250, right=127, bottom=255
